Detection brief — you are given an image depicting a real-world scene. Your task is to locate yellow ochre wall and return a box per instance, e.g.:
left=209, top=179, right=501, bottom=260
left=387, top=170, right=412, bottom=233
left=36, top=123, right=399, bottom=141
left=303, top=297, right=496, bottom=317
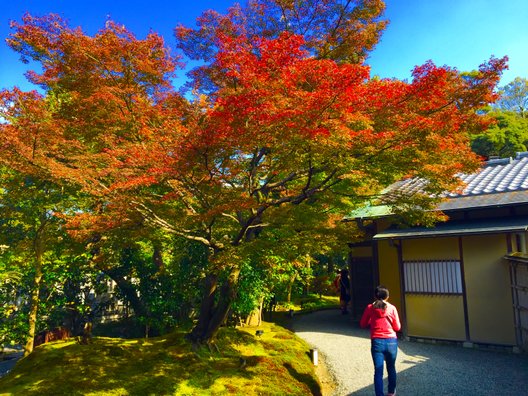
left=352, top=246, right=372, bottom=258
left=370, top=218, right=516, bottom=345
left=402, top=237, right=458, bottom=261
left=379, top=234, right=516, bottom=345
left=377, top=240, right=401, bottom=314
left=462, top=234, right=516, bottom=345
left=400, top=237, right=466, bottom=340
left=406, top=295, right=466, bottom=340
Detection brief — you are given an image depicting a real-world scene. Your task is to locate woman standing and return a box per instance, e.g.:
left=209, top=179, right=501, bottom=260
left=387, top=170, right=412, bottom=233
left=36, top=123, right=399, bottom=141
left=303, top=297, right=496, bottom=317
left=333, top=269, right=351, bottom=314
left=360, top=285, right=401, bottom=396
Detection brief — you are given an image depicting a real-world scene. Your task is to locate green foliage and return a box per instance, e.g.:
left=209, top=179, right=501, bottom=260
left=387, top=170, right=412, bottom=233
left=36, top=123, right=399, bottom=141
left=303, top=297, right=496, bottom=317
left=0, top=255, right=28, bottom=347
left=311, top=274, right=333, bottom=297
left=471, top=110, right=528, bottom=158
left=228, top=203, right=350, bottom=317
left=310, top=253, right=346, bottom=297
left=474, top=77, right=528, bottom=158
left=0, top=167, right=91, bottom=350
left=231, top=246, right=344, bottom=318
left=0, top=240, right=94, bottom=345
left=40, top=253, right=102, bottom=333
left=231, top=259, right=271, bottom=318
left=100, top=237, right=210, bottom=335
left=167, top=239, right=209, bottom=321
left=296, top=294, right=339, bottom=312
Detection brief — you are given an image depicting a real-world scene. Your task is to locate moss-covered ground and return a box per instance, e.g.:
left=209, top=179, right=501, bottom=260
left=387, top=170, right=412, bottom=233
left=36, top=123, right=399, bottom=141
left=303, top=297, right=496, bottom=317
left=0, top=321, right=323, bottom=395
left=0, top=295, right=340, bottom=395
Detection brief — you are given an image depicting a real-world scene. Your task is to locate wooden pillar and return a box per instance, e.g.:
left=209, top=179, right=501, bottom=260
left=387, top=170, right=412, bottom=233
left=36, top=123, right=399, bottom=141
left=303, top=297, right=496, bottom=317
left=458, top=236, right=471, bottom=342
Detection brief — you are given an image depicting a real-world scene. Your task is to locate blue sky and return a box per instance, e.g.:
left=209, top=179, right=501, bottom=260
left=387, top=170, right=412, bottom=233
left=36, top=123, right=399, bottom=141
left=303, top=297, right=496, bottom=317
left=1, top=0, right=527, bottom=92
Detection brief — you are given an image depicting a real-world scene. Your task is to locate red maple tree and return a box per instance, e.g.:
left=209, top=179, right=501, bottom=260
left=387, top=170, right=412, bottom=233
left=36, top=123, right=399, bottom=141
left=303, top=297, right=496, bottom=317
left=1, top=4, right=506, bottom=344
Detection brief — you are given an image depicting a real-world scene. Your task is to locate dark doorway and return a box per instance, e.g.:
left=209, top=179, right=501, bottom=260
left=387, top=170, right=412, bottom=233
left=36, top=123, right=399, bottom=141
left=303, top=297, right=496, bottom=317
left=349, top=257, right=377, bottom=320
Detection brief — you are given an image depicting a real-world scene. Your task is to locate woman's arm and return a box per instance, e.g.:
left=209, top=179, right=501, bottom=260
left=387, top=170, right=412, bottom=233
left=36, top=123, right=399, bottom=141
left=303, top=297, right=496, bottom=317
left=390, top=306, right=401, bottom=332
left=359, top=305, right=372, bottom=328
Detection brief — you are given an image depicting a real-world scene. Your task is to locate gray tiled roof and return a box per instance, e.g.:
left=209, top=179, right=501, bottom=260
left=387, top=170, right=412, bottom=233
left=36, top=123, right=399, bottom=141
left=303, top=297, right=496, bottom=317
left=451, top=154, right=528, bottom=196
left=348, top=152, right=528, bottom=219
left=374, top=216, right=528, bottom=239
left=386, top=152, right=528, bottom=211
left=438, top=190, right=528, bottom=211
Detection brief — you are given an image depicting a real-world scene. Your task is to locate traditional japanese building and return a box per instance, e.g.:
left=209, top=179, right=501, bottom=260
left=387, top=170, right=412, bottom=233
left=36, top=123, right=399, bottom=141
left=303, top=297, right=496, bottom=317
left=348, top=152, right=528, bottom=351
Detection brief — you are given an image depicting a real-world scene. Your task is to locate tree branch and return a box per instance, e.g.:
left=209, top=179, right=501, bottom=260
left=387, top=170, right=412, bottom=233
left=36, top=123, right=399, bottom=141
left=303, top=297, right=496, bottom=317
left=131, top=200, right=223, bottom=249
left=221, top=212, right=239, bottom=223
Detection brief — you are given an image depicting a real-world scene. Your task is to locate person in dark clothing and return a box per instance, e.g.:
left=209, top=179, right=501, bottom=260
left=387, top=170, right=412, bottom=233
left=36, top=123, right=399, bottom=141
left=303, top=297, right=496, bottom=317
left=334, top=269, right=351, bottom=314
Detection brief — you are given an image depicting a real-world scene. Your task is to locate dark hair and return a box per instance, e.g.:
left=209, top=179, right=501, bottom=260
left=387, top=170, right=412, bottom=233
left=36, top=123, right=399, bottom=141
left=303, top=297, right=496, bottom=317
left=372, top=285, right=389, bottom=310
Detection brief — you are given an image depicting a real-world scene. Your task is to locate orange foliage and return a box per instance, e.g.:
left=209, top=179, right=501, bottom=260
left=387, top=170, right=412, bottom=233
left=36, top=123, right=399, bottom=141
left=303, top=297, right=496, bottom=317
left=0, top=10, right=507, bottom=248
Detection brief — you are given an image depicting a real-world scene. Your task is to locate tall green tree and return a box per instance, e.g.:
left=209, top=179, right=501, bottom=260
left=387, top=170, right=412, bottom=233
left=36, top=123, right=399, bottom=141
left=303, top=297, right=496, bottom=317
left=0, top=168, right=77, bottom=355
left=496, top=77, right=528, bottom=118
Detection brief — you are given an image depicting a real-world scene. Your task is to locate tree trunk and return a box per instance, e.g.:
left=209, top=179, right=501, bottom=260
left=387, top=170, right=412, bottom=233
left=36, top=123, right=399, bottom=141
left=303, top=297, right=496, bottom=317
left=152, top=242, right=164, bottom=272
left=245, top=295, right=264, bottom=326
left=105, top=268, right=149, bottom=319
left=305, top=255, right=311, bottom=295
left=24, top=236, right=44, bottom=356
left=286, top=273, right=297, bottom=304
left=328, top=256, right=335, bottom=275
left=187, top=273, right=217, bottom=342
left=188, top=267, right=240, bottom=345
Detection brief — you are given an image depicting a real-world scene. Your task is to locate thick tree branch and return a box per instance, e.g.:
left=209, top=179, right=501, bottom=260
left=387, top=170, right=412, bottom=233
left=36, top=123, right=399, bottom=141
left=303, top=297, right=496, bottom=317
left=248, top=146, right=269, bottom=195
left=131, top=200, right=223, bottom=249
left=255, top=171, right=298, bottom=195
left=268, top=168, right=340, bottom=206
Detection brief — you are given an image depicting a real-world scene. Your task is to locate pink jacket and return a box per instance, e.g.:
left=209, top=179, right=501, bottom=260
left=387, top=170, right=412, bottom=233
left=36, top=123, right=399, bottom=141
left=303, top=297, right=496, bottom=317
left=360, top=302, right=401, bottom=339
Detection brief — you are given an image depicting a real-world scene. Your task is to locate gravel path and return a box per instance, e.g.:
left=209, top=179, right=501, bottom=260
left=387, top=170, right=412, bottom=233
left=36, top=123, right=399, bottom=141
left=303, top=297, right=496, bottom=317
left=292, top=309, right=528, bottom=396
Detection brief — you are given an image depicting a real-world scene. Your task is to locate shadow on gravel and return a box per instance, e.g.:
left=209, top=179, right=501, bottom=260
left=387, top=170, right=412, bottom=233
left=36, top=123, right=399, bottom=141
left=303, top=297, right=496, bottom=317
left=290, top=308, right=370, bottom=339
left=389, top=341, right=528, bottom=396
left=293, top=309, right=528, bottom=396
left=345, top=344, right=528, bottom=396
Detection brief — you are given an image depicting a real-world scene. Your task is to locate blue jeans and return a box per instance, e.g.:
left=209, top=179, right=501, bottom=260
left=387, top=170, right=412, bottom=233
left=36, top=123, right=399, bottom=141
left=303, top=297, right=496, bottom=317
left=371, top=337, right=398, bottom=396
